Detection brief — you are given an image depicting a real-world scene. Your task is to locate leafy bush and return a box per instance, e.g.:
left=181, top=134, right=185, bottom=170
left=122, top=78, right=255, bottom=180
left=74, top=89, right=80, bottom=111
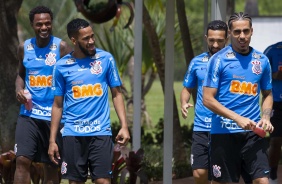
left=111, top=118, right=193, bottom=181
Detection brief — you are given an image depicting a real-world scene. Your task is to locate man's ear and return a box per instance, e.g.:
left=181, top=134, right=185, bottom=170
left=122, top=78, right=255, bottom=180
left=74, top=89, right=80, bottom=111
left=71, top=37, right=76, bottom=45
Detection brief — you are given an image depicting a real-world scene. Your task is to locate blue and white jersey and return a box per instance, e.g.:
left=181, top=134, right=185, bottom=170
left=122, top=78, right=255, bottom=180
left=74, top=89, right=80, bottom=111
left=264, top=41, right=282, bottom=102
left=183, top=52, right=212, bottom=131
left=52, top=48, right=122, bottom=136
left=203, top=45, right=272, bottom=134
left=20, top=36, right=62, bottom=121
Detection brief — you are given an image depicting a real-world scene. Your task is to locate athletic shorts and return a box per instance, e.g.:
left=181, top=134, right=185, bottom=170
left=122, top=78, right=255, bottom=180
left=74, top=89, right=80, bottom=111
left=210, top=132, right=269, bottom=183
left=15, top=115, right=63, bottom=164
left=61, top=136, right=113, bottom=182
left=270, top=102, right=282, bottom=138
left=190, top=131, right=210, bottom=170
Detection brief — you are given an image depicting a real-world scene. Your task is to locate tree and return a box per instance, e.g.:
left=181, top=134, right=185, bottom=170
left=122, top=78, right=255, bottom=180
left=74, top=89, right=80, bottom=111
left=0, top=0, right=23, bottom=152
left=244, top=0, right=259, bottom=16
left=142, top=3, right=188, bottom=172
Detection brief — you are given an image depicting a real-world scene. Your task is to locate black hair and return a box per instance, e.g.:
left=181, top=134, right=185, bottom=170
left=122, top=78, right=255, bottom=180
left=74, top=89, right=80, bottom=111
left=228, top=12, right=252, bottom=29
left=29, top=6, right=53, bottom=23
left=67, top=18, right=90, bottom=39
left=206, top=20, right=228, bottom=38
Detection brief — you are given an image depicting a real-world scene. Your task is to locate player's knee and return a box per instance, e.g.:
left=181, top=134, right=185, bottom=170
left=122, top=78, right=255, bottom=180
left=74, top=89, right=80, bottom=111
left=193, top=169, right=208, bottom=180
left=16, top=156, right=32, bottom=168
left=94, top=178, right=111, bottom=184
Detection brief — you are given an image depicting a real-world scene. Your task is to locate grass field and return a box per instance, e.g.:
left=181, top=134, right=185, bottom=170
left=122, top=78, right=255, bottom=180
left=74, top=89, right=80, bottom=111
left=109, top=78, right=195, bottom=128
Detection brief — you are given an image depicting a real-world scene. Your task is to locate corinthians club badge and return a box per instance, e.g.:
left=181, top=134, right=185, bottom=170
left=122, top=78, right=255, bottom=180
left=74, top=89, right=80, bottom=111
left=90, top=61, right=102, bottom=74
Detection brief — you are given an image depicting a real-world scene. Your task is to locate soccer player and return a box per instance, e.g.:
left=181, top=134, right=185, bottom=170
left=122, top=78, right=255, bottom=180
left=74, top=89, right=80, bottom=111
left=264, top=41, right=282, bottom=184
left=14, top=6, right=71, bottom=184
left=203, top=12, right=274, bottom=184
left=180, top=20, right=228, bottom=184
left=48, top=18, right=130, bottom=184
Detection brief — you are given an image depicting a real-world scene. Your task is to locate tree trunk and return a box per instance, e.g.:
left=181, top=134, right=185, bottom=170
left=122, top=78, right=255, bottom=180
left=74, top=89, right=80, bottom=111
left=0, top=0, right=22, bottom=152
left=142, top=4, right=188, bottom=169
left=244, top=0, right=259, bottom=16
left=226, top=0, right=235, bottom=18
left=175, top=0, right=197, bottom=107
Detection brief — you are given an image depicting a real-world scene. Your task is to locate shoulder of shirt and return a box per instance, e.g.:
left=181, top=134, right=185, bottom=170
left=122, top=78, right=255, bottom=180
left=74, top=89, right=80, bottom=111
left=96, top=48, right=113, bottom=58
left=56, top=53, right=72, bottom=65
left=24, top=37, right=34, bottom=44
left=264, top=41, right=282, bottom=54
left=189, top=52, right=210, bottom=65
left=52, top=36, right=62, bottom=42
left=24, top=36, right=61, bottom=47
left=209, top=45, right=232, bottom=61
left=193, top=52, right=209, bottom=60
left=250, top=48, right=269, bottom=62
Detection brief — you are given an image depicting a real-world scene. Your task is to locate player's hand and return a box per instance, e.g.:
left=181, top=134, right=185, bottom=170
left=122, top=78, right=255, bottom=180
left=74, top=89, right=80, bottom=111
left=48, top=142, right=61, bottom=165
left=233, top=115, right=256, bottom=130
left=16, top=89, right=27, bottom=104
left=115, top=127, right=130, bottom=146
left=257, top=118, right=274, bottom=133
left=181, top=103, right=193, bottom=119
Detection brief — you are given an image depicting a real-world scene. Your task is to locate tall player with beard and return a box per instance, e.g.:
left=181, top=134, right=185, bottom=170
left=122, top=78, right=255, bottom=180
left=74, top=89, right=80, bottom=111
left=181, top=20, right=228, bottom=184
left=203, top=12, right=273, bottom=184
left=48, top=18, right=130, bottom=184
left=14, top=6, right=72, bottom=184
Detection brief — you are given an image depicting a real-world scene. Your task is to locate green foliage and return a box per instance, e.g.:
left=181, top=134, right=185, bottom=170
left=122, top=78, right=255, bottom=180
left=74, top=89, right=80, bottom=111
left=95, top=25, right=134, bottom=77
left=235, top=0, right=282, bottom=15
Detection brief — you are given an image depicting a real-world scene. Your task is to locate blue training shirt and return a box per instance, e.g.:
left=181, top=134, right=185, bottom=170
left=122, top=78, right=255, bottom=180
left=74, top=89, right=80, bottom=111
left=52, top=48, right=122, bottom=136
left=264, top=41, right=282, bottom=102
left=20, top=36, right=62, bottom=121
left=203, top=45, right=272, bottom=134
left=183, top=52, right=212, bottom=131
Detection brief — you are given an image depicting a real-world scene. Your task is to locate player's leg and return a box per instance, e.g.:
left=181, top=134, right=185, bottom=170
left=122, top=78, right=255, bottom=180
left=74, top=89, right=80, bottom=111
left=14, top=116, right=39, bottom=184
left=268, top=102, right=282, bottom=183
left=243, top=132, right=269, bottom=184
left=210, top=133, right=243, bottom=183
left=191, top=132, right=210, bottom=184
left=89, top=136, right=113, bottom=184
left=61, top=136, right=89, bottom=183
left=35, top=119, right=63, bottom=183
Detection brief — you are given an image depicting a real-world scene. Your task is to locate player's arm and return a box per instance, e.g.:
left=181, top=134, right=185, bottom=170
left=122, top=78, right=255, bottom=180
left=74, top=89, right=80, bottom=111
left=203, top=86, right=256, bottom=130
left=110, top=86, right=130, bottom=146
left=59, top=40, right=72, bottom=58
left=265, top=47, right=282, bottom=80
left=259, top=89, right=274, bottom=133
left=48, top=95, right=63, bottom=165
left=15, top=43, right=27, bottom=104
left=272, top=70, right=282, bottom=80
left=180, top=87, right=194, bottom=119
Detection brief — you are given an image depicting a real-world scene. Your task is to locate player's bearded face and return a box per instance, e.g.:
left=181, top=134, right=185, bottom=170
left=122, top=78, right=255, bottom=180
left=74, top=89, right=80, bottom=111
left=206, top=30, right=227, bottom=55
left=78, top=41, right=96, bottom=56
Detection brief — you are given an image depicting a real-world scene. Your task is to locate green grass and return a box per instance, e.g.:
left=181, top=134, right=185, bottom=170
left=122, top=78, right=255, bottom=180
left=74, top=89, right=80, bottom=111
left=109, top=78, right=195, bottom=128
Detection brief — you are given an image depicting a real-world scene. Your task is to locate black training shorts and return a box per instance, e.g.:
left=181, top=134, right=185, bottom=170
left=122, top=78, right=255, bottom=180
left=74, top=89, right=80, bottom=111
left=61, top=136, right=113, bottom=182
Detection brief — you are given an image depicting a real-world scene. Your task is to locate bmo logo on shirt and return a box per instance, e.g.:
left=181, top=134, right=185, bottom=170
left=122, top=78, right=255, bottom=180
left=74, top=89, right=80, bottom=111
left=229, top=80, right=258, bottom=96
left=29, top=75, right=52, bottom=87
left=72, top=83, right=103, bottom=98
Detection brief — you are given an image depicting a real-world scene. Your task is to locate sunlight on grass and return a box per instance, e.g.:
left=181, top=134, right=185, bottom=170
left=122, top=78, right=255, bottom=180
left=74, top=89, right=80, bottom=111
left=109, top=78, right=195, bottom=128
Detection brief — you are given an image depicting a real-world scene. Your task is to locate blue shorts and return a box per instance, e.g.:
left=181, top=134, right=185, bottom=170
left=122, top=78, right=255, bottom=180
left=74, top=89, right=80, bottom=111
left=191, top=131, right=210, bottom=170
left=15, top=115, right=63, bottom=164
left=61, top=136, right=113, bottom=182
left=210, top=132, right=269, bottom=183
left=270, top=102, right=282, bottom=138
